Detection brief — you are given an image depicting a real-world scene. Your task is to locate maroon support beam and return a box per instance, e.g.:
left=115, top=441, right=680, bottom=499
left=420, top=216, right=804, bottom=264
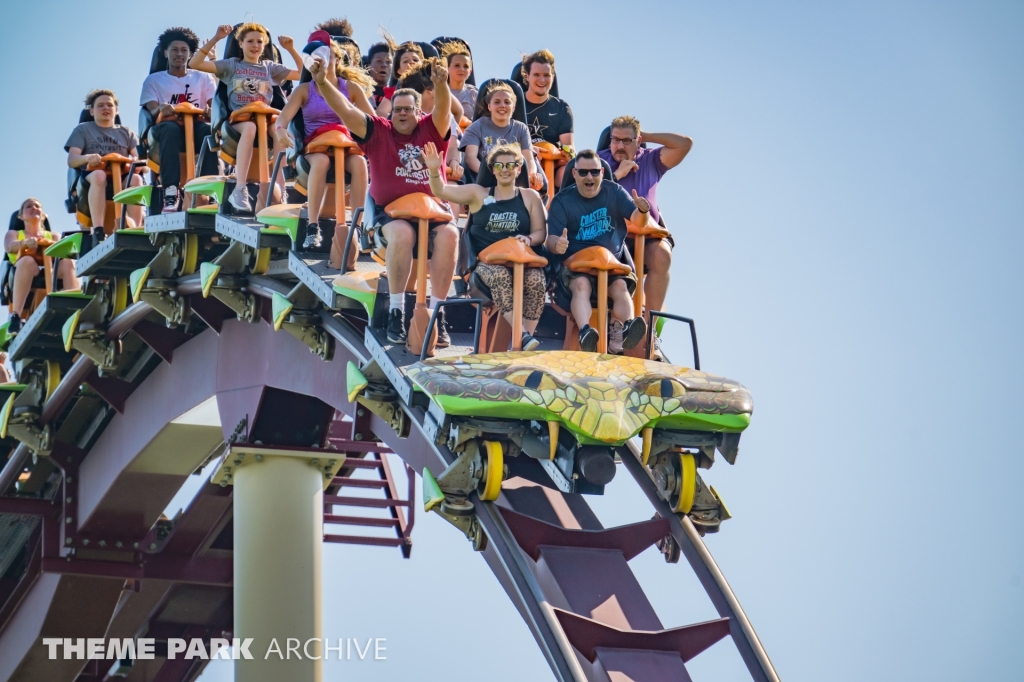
left=0, top=498, right=57, bottom=516
left=499, top=506, right=671, bottom=561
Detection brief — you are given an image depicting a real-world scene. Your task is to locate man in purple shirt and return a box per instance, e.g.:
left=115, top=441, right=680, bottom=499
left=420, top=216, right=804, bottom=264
left=599, top=116, right=691, bottom=358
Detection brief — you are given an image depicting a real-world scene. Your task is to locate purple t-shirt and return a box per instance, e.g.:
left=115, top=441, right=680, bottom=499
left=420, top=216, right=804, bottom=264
left=599, top=146, right=668, bottom=222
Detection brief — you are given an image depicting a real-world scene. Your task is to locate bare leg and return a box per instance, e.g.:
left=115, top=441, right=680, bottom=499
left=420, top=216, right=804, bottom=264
left=428, top=222, right=459, bottom=303
left=126, top=173, right=145, bottom=227
left=11, top=257, right=40, bottom=317
left=233, top=122, right=257, bottom=189
left=569, top=276, right=593, bottom=329
left=57, top=258, right=80, bottom=291
left=503, top=312, right=539, bottom=334
left=610, top=279, right=633, bottom=322
left=86, top=170, right=107, bottom=229
left=643, top=238, right=672, bottom=313
left=381, top=220, right=415, bottom=293
left=346, top=155, right=368, bottom=219
left=305, top=153, right=330, bottom=224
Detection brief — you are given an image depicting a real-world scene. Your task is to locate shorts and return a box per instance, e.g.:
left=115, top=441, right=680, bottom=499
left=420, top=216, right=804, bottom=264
left=556, top=265, right=637, bottom=306
left=372, top=203, right=453, bottom=260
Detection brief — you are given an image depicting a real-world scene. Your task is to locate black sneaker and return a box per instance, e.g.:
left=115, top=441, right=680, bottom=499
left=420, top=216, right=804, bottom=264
left=386, top=308, right=406, bottom=344
left=303, top=221, right=323, bottom=249
left=621, top=317, right=648, bottom=351
left=579, top=324, right=598, bottom=352
left=91, top=227, right=106, bottom=247
left=521, top=331, right=540, bottom=351
left=7, top=316, right=22, bottom=334
left=162, top=185, right=180, bottom=213
left=435, top=308, right=450, bottom=348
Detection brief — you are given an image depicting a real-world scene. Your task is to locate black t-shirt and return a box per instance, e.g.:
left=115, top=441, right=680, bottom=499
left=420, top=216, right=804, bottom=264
left=548, top=181, right=635, bottom=258
left=524, top=96, right=573, bottom=145
left=468, top=188, right=532, bottom=254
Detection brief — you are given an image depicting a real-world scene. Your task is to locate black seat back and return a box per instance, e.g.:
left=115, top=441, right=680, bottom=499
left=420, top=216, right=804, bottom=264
left=431, top=36, right=476, bottom=86
left=8, top=210, right=53, bottom=234
left=510, top=60, right=559, bottom=99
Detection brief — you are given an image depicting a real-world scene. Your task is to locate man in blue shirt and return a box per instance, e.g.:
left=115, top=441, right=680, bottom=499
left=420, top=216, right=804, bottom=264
left=547, top=150, right=651, bottom=353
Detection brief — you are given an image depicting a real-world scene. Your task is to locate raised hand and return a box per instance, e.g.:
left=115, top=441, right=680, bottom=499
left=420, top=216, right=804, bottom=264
left=309, top=57, right=327, bottom=85
left=215, top=24, right=234, bottom=41
left=422, top=142, right=443, bottom=171
left=278, top=35, right=294, bottom=51
left=553, top=228, right=569, bottom=255
left=430, top=60, right=449, bottom=90
left=631, top=188, right=651, bottom=214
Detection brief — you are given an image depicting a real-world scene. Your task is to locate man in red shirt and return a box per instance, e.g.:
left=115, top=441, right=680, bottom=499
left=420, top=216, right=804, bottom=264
left=310, top=58, right=458, bottom=344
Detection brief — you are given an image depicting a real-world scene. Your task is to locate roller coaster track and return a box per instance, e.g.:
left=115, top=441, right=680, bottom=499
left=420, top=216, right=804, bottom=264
left=0, top=215, right=780, bottom=682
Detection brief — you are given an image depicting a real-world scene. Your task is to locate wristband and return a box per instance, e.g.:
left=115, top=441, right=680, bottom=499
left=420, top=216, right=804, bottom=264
left=429, top=171, right=442, bottom=179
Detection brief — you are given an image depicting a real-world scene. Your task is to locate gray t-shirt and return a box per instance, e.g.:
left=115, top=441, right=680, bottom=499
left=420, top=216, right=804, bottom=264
left=212, top=57, right=291, bottom=110
left=64, top=122, right=139, bottom=157
left=460, top=117, right=532, bottom=167
left=451, top=84, right=478, bottom=114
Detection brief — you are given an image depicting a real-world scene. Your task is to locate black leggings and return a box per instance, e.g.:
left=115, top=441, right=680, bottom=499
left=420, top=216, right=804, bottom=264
left=150, top=120, right=218, bottom=188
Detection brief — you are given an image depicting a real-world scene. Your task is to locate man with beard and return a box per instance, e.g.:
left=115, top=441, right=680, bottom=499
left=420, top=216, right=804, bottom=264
left=599, top=115, right=691, bottom=358
left=546, top=150, right=650, bottom=354
left=140, top=27, right=218, bottom=212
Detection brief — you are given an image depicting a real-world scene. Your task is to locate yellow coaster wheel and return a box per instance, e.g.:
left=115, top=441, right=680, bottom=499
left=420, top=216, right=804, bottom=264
left=112, top=277, right=129, bottom=317
left=44, top=360, right=61, bottom=402
left=478, top=440, right=505, bottom=502
left=180, top=234, right=199, bottom=275
left=672, top=452, right=698, bottom=514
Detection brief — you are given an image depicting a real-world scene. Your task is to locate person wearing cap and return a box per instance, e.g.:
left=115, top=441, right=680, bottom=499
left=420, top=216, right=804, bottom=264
left=274, top=31, right=375, bottom=258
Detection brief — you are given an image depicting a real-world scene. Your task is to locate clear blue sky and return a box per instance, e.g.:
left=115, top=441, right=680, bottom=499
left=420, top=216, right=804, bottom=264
left=2, top=1, right=1022, bottom=680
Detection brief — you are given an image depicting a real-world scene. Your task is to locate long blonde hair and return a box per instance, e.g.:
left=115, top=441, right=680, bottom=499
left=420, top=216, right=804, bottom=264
left=329, top=42, right=374, bottom=92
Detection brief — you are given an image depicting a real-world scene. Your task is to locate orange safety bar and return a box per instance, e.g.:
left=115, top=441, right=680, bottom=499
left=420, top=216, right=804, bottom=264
left=565, top=245, right=632, bottom=354
left=478, top=237, right=548, bottom=351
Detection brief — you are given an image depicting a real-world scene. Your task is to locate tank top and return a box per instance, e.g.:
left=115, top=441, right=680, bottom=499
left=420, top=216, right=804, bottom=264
left=302, top=80, right=350, bottom=134
left=468, top=188, right=531, bottom=254
left=8, top=229, right=54, bottom=264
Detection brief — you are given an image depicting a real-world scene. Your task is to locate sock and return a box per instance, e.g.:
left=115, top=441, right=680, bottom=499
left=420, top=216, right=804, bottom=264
left=390, top=294, right=404, bottom=312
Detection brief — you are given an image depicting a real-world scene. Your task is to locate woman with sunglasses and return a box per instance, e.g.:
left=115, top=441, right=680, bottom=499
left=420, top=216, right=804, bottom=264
left=423, top=141, right=547, bottom=350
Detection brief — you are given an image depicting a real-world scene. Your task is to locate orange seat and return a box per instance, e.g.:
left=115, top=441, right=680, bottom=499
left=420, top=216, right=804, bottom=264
left=86, top=153, right=133, bottom=172
left=534, top=141, right=570, bottom=162
left=306, top=130, right=358, bottom=153
left=564, top=246, right=632, bottom=354
left=626, top=217, right=671, bottom=240
left=478, top=237, right=548, bottom=267
left=384, top=193, right=451, bottom=222
left=479, top=237, right=547, bottom=351
left=228, top=102, right=281, bottom=123
left=173, top=102, right=206, bottom=116
left=565, top=245, right=632, bottom=276
left=458, top=116, right=472, bottom=131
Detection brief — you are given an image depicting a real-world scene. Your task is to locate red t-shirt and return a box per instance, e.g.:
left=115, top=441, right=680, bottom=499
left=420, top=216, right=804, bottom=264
left=354, top=114, right=450, bottom=207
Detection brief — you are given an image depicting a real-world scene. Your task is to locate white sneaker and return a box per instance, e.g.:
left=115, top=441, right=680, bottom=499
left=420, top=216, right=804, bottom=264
left=608, top=320, right=625, bottom=354
left=228, top=186, right=251, bottom=212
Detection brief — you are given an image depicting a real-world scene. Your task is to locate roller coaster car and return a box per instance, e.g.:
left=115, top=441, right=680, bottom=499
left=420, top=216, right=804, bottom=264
left=407, top=350, right=749, bottom=532
left=70, top=153, right=139, bottom=234
left=1, top=212, right=58, bottom=320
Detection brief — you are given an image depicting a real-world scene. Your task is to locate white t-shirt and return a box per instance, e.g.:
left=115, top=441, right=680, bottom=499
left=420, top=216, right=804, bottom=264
left=139, top=70, right=217, bottom=110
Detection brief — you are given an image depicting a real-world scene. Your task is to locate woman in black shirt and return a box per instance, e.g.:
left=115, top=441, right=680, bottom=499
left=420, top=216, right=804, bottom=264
left=423, top=141, right=547, bottom=350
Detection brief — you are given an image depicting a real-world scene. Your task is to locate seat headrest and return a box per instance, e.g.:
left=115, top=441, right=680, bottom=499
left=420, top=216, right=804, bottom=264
left=478, top=237, right=548, bottom=267
left=559, top=157, right=614, bottom=193
left=384, top=193, right=451, bottom=222
left=564, top=246, right=632, bottom=276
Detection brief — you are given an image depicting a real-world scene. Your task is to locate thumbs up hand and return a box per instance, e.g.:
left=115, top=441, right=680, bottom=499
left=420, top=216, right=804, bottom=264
left=553, top=227, right=569, bottom=255
left=632, top=188, right=651, bottom=214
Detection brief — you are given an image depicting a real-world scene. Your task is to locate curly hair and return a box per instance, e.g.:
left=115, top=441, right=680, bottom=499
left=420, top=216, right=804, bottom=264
left=315, top=17, right=353, bottom=38
left=610, top=115, right=641, bottom=137
left=157, top=27, right=199, bottom=53
left=84, top=89, right=118, bottom=107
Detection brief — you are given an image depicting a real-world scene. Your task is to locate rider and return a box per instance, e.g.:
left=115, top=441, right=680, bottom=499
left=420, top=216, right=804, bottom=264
left=309, top=57, right=459, bottom=345
left=599, top=115, right=692, bottom=358
left=392, top=41, right=424, bottom=85
left=189, top=23, right=302, bottom=212
left=4, top=198, right=80, bottom=332
left=275, top=33, right=374, bottom=255
left=314, top=17, right=353, bottom=39
left=546, top=150, right=650, bottom=353
left=521, top=50, right=574, bottom=188
left=397, top=61, right=465, bottom=181
left=140, top=27, right=218, bottom=213
left=439, top=40, right=477, bottom=114
left=461, top=82, right=540, bottom=186
left=367, top=41, right=395, bottom=116
left=65, top=89, right=145, bottom=239
left=424, top=142, right=547, bottom=351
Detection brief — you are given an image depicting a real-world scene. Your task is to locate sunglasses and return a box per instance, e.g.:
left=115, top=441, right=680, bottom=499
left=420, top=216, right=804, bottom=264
left=575, top=167, right=603, bottom=177
left=393, top=106, right=418, bottom=114
left=492, top=161, right=522, bottom=171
